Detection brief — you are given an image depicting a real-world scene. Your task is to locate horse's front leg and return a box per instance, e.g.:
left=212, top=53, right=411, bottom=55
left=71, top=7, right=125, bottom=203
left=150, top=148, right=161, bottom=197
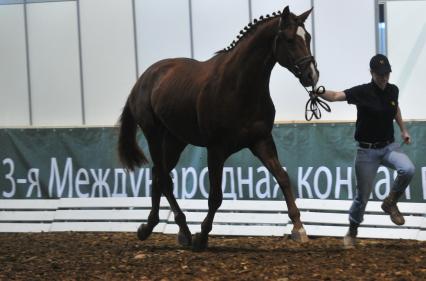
left=192, top=147, right=227, bottom=252
left=250, top=136, right=308, bottom=242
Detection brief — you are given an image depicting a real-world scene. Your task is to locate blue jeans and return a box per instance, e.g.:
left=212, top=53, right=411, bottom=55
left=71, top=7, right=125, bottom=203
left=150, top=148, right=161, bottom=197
left=349, top=142, right=415, bottom=225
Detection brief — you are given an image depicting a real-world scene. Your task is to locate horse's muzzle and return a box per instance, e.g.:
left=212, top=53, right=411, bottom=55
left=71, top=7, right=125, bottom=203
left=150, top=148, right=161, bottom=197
left=300, top=67, right=319, bottom=87
left=293, top=56, right=319, bottom=87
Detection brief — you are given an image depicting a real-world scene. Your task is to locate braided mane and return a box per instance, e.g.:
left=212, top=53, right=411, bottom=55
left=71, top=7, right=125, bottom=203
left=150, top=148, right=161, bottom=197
left=216, top=10, right=282, bottom=54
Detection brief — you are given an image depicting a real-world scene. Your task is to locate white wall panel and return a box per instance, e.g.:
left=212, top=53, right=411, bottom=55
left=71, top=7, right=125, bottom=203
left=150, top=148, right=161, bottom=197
left=0, top=4, right=29, bottom=126
left=27, top=2, right=82, bottom=126
left=252, top=0, right=313, bottom=121
left=135, top=0, right=191, bottom=75
left=387, top=1, right=426, bottom=120
left=0, top=0, right=386, bottom=126
left=191, top=0, right=249, bottom=61
left=80, top=0, right=136, bottom=125
left=313, top=0, right=376, bottom=121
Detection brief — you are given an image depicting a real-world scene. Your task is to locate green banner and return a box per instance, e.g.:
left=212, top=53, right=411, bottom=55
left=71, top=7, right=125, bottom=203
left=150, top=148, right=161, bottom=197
left=1, top=122, right=425, bottom=202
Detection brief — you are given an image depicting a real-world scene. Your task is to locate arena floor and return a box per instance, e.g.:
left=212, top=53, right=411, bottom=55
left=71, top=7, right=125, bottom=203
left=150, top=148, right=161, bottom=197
left=1, top=232, right=425, bottom=280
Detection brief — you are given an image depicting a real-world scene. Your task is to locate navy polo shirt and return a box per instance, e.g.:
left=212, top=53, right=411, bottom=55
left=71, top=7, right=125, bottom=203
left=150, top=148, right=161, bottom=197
left=344, top=81, right=399, bottom=143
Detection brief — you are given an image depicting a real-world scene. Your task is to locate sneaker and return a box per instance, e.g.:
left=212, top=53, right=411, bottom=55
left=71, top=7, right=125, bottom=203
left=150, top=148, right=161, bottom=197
left=381, top=198, right=405, bottom=225
left=343, top=234, right=356, bottom=249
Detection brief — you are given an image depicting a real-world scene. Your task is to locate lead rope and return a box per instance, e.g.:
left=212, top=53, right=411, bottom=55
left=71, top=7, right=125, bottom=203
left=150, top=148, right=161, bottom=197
left=304, top=85, right=331, bottom=121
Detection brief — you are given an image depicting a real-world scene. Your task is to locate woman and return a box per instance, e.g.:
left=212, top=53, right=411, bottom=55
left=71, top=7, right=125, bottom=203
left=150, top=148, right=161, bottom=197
left=318, top=54, right=415, bottom=248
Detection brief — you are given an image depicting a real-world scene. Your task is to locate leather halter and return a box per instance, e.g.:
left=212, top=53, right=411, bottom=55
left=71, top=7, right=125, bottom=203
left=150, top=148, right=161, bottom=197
left=288, top=55, right=317, bottom=78
left=272, top=28, right=317, bottom=79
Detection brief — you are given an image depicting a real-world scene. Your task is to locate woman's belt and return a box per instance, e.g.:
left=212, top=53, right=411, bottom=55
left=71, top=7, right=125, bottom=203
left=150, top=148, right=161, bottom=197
left=358, top=140, right=392, bottom=149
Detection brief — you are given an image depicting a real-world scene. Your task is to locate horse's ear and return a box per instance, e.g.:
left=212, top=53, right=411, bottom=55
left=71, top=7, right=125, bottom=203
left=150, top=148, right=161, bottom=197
left=298, top=8, right=313, bottom=23
left=280, top=6, right=291, bottom=29
left=281, top=6, right=290, bottom=20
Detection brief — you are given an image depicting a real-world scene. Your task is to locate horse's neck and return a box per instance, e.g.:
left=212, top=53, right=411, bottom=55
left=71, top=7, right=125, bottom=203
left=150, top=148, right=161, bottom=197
left=222, top=18, right=279, bottom=85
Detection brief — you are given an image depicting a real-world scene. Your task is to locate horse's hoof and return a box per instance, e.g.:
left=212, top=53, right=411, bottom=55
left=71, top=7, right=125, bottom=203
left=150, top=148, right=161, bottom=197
left=291, top=227, right=309, bottom=243
left=137, top=224, right=152, bottom=241
left=192, top=233, right=208, bottom=252
left=177, top=228, right=192, bottom=247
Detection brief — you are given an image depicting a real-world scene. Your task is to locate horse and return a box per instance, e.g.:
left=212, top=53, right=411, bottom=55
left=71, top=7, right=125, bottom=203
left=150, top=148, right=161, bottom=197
left=118, top=6, right=319, bottom=251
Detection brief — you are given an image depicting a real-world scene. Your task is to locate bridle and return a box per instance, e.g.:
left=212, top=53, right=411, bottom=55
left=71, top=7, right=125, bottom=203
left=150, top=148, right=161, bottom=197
left=272, top=29, right=331, bottom=121
left=287, top=55, right=317, bottom=79
left=272, top=26, right=317, bottom=80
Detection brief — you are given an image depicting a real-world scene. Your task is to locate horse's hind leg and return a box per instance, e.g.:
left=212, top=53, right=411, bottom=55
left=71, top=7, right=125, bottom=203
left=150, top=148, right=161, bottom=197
left=137, top=129, right=191, bottom=246
left=160, top=133, right=191, bottom=246
left=192, top=147, right=228, bottom=252
left=136, top=131, right=164, bottom=241
left=137, top=162, right=161, bottom=241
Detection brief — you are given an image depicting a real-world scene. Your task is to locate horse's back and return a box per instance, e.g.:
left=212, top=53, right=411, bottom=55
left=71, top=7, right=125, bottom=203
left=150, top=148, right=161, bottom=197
left=139, top=57, right=206, bottom=97
left=146, top=57, right=200, bottom=74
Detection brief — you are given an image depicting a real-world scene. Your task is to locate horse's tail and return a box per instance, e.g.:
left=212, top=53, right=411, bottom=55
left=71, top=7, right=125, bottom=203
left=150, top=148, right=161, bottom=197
left=118, top=101, right=149, bottom=170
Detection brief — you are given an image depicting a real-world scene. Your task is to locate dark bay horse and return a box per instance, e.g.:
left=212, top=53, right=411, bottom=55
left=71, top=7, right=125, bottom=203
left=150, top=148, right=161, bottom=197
left=118, top=6, right=319, bottom=251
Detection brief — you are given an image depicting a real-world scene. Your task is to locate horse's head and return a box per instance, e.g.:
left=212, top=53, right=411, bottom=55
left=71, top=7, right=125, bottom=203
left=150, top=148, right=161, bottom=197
left=273, top=6, right=319, bottom=87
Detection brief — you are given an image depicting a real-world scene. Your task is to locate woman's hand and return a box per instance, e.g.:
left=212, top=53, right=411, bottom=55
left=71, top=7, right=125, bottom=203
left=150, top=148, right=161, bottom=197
left=401, top=130, right=411, bottom=144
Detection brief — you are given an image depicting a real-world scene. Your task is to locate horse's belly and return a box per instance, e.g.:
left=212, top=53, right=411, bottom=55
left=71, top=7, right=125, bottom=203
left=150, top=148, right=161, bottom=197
left=170, top=127, right=207, bottom=146
left=157, top=112, right=208, bottom=146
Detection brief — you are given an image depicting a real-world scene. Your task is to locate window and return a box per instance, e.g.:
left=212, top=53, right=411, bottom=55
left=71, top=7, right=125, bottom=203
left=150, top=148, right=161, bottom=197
left=378, top=3, right=386, bottom=54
